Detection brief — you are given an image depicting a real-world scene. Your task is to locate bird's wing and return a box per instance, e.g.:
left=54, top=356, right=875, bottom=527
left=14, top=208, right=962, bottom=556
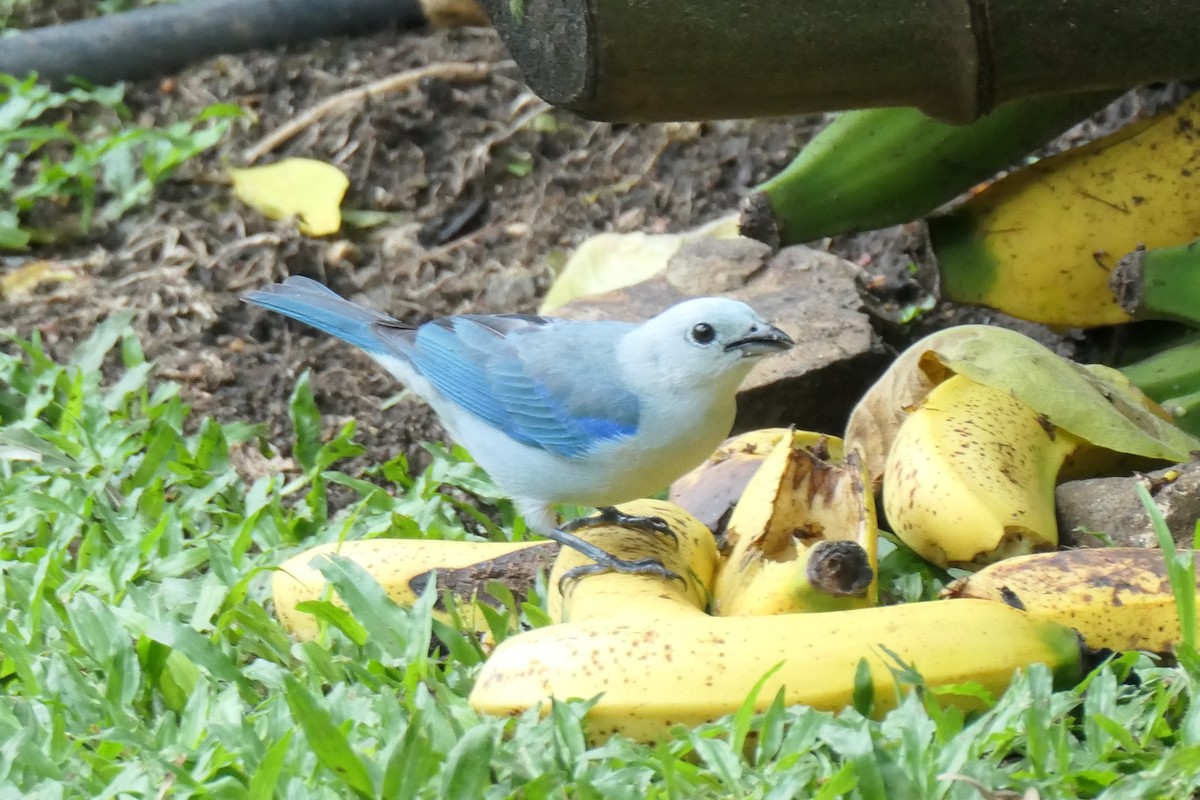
left=379, top=316, right=641, bottom=458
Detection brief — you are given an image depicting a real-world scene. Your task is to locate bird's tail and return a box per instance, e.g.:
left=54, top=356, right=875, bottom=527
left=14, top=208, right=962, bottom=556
left=242, top=276, right=409, bottom=354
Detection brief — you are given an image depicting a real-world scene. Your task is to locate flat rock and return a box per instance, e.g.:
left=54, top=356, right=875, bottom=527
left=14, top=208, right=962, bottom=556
left=1057, top=459, right=1200, bottom=548
left=555, top=238, right=888, bottom=434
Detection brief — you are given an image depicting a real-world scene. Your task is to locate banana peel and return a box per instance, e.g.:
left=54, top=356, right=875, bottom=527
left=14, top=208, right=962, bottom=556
left=848, top=325, right=1199, bottom=568
left=712, top=431, right=877, bottom=613
left=943, top=548, right=1200, bottom=654
left=882, top=374, right=1082, bottom=567
left=847, top=325, right=1198, bottom=488
left=1121, top=334, right=1200, bottom=438
left=547, top=499, right=718, bottom=623
left=272, top=539, right=554, bottom=641
left=928, top=92, right=1200, bottom=328
left=469, top=599, right=1085, bottom=742
left=668, top=427, right=799, bottom=534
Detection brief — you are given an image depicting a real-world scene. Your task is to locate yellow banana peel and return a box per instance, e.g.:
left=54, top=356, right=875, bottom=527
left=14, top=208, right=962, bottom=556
left=882, top=374, right=1083, bottom=568
left=930, top=92, right=1200, bottom=327
left=712, top=431, right=877, bottom=614
left=272, top=538, right=550, bottom=640
left=547, top=499, right=718, bottom=623
left=943, top=547, right=1200, bottom=654
left=668, top=427, right=804, bottom=533
left=469, top=599, right=1085, bottom=742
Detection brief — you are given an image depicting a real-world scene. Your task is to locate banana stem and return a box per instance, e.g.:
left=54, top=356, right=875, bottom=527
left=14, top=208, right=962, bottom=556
left=806, top=541, right=874, bottom=597
left=1112, top=240, right=1200, bottom=326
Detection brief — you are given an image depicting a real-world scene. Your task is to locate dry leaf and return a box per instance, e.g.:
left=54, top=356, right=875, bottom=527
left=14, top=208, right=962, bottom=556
left=0, top=260, right=79, bottom=299
left=539, top=213, right=740, bottom=312
left=229, top=158, right=349, bottom=236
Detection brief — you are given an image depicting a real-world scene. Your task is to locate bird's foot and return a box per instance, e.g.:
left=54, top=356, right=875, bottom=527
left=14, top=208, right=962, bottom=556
left=561, top=506, right=677, bottom=542
left=545, top=524, right=683, bottom=592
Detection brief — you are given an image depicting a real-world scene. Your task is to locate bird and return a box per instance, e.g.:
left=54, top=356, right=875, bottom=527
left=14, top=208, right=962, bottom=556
left=244, top=276, right=793, bottom=580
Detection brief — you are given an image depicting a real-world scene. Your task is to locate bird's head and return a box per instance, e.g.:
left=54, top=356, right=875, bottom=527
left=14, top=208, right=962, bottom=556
left=622, top=297, right=794, bottom=391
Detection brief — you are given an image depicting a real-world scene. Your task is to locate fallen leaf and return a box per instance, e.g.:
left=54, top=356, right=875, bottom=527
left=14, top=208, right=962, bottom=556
left=539, top=213, right=740, bottom=312
left=0, top=260, right=79, bottom=299
left=229, top=158, right=349, bottom=236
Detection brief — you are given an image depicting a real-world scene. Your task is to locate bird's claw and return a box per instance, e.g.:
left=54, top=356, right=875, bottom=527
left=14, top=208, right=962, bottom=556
left=557, top=556, right=683, bottom=592
left=561, top=506, right=677, bottom=543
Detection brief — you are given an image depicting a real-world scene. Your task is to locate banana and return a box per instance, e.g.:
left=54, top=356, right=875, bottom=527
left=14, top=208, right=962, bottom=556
left=272, top=539, right=552, bottom=640
left=882, top=374, right=1084, bottom=568
left=1121, top=335, right=1200, bottom=438
left=743, top=92, right=1118, bottom=246
left=668, top=427, right=799, bottom=534
left=547, top=499, right=719, bottom=623
left=943, top=548, right=1200, bottom=654
left=928, top=92, right=1200, bottom=328
left=469, top=599, right=1084, bottom=742
left=712, top=431, right=877, bottom=614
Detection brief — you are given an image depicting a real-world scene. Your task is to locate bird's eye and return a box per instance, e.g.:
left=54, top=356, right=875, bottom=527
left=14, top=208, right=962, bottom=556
left=690, top=323, right=716, bottom=345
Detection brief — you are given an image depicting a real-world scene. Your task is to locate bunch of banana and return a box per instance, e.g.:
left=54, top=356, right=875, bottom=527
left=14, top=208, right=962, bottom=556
left=742, top=91, right=1118, bottom=245
left=928, top=92, right=1200, bottom=327
left=472, top=500, right=1083, bottom=741
left=272, top=538, right=553, bottom=641
left=943, top=548, right=1200, bottom=654
left=710, top=431, right=877, bottom=614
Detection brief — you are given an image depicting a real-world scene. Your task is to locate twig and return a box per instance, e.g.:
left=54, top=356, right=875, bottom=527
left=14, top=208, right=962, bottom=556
left=243, top=60, right=509, bottom=164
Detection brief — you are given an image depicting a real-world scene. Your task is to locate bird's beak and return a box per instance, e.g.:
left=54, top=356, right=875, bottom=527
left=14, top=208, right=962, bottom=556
left=725, top=324, right=794, bottom=356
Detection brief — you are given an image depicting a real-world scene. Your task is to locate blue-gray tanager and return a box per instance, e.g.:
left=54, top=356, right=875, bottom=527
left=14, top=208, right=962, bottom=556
left=244, top=276, right=793, bottom=578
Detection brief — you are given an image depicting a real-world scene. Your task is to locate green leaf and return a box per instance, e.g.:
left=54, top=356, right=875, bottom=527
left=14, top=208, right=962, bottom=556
left=439, top=723, right=497, bottom=799
left=283, top=675, right=375, bottom=798
left=289, top=372, right=322, bottom=472
left=248, top=730, right=294, bottom=800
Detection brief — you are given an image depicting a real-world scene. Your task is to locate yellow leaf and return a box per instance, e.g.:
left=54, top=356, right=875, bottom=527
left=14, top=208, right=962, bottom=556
left=539, top=213, right=740, bottom=312
left=1, top=260, right=78, bottom=299
left=229, top=158, right=349, bottom=236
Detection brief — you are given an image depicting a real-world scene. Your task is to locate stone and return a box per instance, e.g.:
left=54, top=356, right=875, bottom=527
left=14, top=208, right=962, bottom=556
left=1057, top=459, right=1200, bottom=548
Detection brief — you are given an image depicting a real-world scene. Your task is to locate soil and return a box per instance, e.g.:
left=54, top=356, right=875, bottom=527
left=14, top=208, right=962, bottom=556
left=1, top=20, right=825, bottom=484
left=0, top=15, right=1182, bottom=493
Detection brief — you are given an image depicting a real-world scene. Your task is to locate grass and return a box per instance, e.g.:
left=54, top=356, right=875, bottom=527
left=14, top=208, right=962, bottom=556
left=0, top=73, right=239, bottom=250
left=5, top=324, right=1200, bottom=798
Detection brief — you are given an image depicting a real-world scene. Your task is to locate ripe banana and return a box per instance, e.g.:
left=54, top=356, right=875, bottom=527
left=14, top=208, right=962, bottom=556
left=943, top=548, right=1200, bottom=654
left=272, top=538, right=552, bottom=640
left=469, top=599, right=1084, bottom=742
left=668, top=427, right=800, bottom=534
left=712, top=431, right=877, bottom=614
left=882, top=374, right=1083, bottom=568
left=928, top=92, right=1200, bottom=327
left=547, top=499, right=718, bottom=623
left=743, top=91, right=1118, bottom=245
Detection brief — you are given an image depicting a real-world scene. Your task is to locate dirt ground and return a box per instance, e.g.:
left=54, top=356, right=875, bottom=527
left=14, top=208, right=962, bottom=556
left=2, top=16, right=1180, bottom=485
left=1, top=21, right=832, bottom=479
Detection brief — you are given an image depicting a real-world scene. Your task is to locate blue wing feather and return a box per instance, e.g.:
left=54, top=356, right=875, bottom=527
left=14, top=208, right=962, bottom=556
left=403, top=318, right=640, bottom=457
left=246, top=278, right=640, bottom=458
